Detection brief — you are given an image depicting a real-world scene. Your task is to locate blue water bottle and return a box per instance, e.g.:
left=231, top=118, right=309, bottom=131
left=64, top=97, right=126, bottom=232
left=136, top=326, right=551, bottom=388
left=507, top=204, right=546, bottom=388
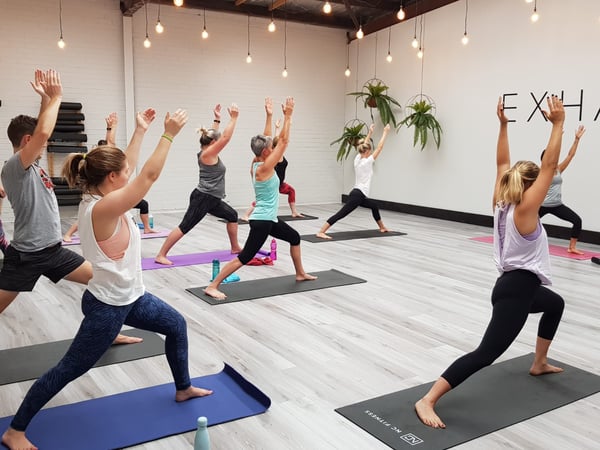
left=270, top=238, right=277, bottom=261
left=193, top=416, right=210, bottom=450
left=211, top=259, right=220, bottom=281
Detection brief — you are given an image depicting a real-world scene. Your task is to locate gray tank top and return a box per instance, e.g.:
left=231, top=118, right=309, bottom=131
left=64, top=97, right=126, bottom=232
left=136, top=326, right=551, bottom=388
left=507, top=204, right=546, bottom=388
left=542, top=171, right=562, bottom=207
left=196, top=150, right=226, bottom=199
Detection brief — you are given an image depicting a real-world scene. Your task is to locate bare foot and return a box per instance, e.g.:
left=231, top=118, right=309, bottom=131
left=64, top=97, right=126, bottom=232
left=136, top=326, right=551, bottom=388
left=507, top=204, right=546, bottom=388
left=112, top=334, right=144, bottom=345
left=415, top=398, right=446, bottom=429
left=203, top=286, right=227, bottom=300
left=231, top=247, right=242, bottom=254
left=175, top=385, right=213, bottom=402
left=154, top=255, right=173, bottom=265
left=296, top=273, right=318, bottom=281
left=567, top=247, right=585, bottom=255
left=2, top=428, right=38, bottom=450
left=529, top=362, right=564, bottom=376
left=143, top=228, right=159, bottom=234
left=63, top=235, right=73, bottom=242
left=292, top=212, right=304, bottom=218
left=316, top=232, right=332, bottom=240
left=240, top=217, right=250, bottom=222
left=379, top=227, right=389, bottom=233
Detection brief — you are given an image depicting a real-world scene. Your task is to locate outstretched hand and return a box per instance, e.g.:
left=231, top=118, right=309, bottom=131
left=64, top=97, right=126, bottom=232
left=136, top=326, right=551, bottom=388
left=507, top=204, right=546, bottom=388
left=164, top=109, right=188, bottom=137
left=383, top=124, right=391, bottom=133
left=136, top=108, right=156, bottom=131
left=265, top=97, right=273, bottom=115
left=497, top=97, right=509, bottom=124
left=30, top=69, right=62, bottom=100
left=542, top=95, right=565, bottom=125
left=282, top=97, right=295, bottom=116
left=105, top=112, right=118, bottom=129
left=213, top=104, right=221, bottom=121
left=575, top=125, right=585, bottom=140
left=228, top=103, right=239, bottom=119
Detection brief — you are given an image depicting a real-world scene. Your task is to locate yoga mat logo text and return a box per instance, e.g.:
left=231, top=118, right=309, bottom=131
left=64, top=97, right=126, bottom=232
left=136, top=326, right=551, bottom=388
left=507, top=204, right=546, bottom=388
left=364, top=410, right=423, bottom=446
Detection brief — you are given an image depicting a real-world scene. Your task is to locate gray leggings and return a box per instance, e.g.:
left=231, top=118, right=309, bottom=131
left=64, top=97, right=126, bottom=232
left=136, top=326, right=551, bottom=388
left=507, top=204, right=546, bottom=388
left=10, top=290, right=190, bottom=432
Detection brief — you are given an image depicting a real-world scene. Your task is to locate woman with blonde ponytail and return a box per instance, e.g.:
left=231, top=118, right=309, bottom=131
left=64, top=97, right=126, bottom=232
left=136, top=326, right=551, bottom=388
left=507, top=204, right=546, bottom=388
left=415, top=96, right=566, bottom=429
left=2, top=108, right=214, bottom=450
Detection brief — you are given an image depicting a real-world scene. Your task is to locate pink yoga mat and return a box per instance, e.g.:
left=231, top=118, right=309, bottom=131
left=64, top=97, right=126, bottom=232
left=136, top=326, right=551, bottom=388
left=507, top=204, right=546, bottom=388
left=469, top=236, right=600, bottom=260
left=141, top=249, right=270, bottom=270
left=63, top=229, right=171, bottom=246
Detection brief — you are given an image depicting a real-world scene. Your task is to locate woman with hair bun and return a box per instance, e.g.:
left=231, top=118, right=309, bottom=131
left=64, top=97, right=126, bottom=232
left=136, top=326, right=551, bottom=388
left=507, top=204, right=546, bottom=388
left=316, top=123, right=390, bottom=239
left=155, top=104, right=242, bottom=265
left=415, top=96, right=566, bottom=429
left=2, top=108, right=213, bottom=450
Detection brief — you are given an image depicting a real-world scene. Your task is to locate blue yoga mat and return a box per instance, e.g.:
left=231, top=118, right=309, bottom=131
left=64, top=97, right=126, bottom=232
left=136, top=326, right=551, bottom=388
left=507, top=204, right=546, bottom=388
left=0, top=363, right=270, bottom=450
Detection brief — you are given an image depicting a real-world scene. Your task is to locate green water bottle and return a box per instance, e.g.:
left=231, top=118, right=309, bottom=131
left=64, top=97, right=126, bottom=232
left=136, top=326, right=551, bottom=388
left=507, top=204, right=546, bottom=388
left=211, top=259, right=220, bottom=281
left=193, top=416, right=210, bottom=450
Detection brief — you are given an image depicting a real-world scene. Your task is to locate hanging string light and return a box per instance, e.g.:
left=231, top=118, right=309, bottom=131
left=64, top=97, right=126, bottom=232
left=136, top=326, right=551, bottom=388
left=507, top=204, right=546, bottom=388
left=531, top=0, right=539, bottom=22
left=323, top=1, right=332, bottom=14
left=356, top=23, right=364, bottom=39
left=268, top=0, right=276, bottom=32
left=201, top=9, right=208, bottom=39
left=461, top=0, right=469, bottom=45
left=345, top=42, right=351, bottom=77
left=58, top=0, right=65, bottom=48
left=417, top=15, right=424, bottom=58
left=246, top=14, right=252, bottom=63
left=386, top=27, right=393, bottom=62
left=155, top=1, right=164, bottom=34
left=143, top=0, right=151, bottom=48
left=397, top=1, right=406, bottom=21
left=173, top=0, right=183, bottom=7
left=282, top=6, right=288, bottom=77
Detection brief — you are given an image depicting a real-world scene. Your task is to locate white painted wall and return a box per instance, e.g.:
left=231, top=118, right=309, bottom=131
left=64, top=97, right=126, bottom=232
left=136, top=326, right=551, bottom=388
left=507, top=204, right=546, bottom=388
left=346, top=0, right=600, bottom=231
left=1, top=0, right=599, bottom=233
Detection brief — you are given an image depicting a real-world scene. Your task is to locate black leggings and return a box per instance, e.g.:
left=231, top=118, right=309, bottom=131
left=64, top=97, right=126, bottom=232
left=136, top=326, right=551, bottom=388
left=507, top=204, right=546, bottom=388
left=441, top=270, right=564, bottom=388
left=539, top=204, right=582, bottom=239
left=178, top=189, right=238, bottom=234
left=238, top=220, right=300, bottom=265
left=326, top=188, right=381, bottom=226
left=134, top=199, right=149, bottom=215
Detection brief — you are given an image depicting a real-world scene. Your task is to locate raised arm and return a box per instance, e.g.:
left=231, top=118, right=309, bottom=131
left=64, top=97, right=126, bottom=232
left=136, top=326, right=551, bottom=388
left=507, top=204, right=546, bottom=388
left=123, top=108, right=156, bottom=176
left=263, top=97, right=273, bottom=136
left=19, top=69, right=63, bottom=168
left=200, top=103, right=239, bottom=161
left=364, top=123, right=375, bottom=148
left=212, top=104, right=221, bottom=131
left=104, top=112, right=118, bottom=146
left=372, top=124, right=390, bottom=160
left=93, top=110, right=188, bottom=222
left=493, top=97, right=512, bottom=208
left=258, top=97, right=294, bottom=176
left=517, top=95, right=565, bottom=220
left=557, top=125, right=585, bottom=173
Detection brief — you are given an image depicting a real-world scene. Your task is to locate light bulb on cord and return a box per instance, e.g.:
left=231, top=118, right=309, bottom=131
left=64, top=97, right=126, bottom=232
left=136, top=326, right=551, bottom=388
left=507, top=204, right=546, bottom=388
left=173, top=0, right=183, bottom=6
left=461, top=32, right=469, bottom=45
left=531, top=9, right=539, bottom=22
left=356, top=26, right=364, bottom=39
left=411, top=37, right=419, bottom=48
left=58, top=36, right=65, bottom=49
left=525, top=0, right=533, bottom=3
left=155, top=20, right=164, bottom=33
left=397, top=7, right=406, bottom=21
left=144, top=36, right=151, bottom=48
left=268, top=19, right=276, bottom=32
left=282, top=68, right=288, bottom=78
left=386, top=52, right=392, bottom=63
left=417, top=48, right=423, bottom=59
left=344, top=67, right=351, bottom=77
left=323, top=2, right=332, bottom=14
left=246, top=53, right=252, bottom=63
left=202, top=28, right=208, bottom=39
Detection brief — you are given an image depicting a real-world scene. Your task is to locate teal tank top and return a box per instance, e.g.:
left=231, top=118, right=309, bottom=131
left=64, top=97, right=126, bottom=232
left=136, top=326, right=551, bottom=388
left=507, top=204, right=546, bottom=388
left=250, top=162, right=279, bottom=222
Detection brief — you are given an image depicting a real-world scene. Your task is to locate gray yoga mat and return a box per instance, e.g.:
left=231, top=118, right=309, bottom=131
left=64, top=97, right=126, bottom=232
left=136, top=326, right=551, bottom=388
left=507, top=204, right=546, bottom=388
left=0, top=329, right=164, bottom=386
left=336, top=354, right=600, bottom=450
left=302, top=229, right=406, bottom=243
left=220, top=214, right=318, bottom=224
left=186, top=269, right=366, bottom=305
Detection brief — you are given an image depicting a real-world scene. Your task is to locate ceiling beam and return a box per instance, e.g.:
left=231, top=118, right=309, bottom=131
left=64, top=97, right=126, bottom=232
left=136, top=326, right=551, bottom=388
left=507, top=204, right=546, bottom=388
left=269, top=0, right=287, bottom=11
left=120, top=0, right=146, bottom=17
left=234, top=0, right=247, bottom=5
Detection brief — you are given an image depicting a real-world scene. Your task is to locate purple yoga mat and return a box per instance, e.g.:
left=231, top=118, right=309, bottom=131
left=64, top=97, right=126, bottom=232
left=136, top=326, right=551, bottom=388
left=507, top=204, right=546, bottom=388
left=469, top=235, right=600, bottom=260
left=141, top=249, right=270, bottom=270
left=63, top=229, right=171, bottom=246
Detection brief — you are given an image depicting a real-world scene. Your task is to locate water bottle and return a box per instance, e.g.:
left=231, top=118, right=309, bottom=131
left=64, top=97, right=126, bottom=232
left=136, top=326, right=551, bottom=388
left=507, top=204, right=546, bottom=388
left=148, top=214, right=154, bottom=229
left=193, top=416, right=210, bottom=450
left=270, top=238, right=277, bottom=261
left=211, top=259, right=220, bottom=281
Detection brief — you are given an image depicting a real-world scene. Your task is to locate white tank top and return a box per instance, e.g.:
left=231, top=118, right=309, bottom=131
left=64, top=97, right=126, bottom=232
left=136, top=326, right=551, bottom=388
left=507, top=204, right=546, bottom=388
left=493, top=203, right=552, bottom=285
left=78, top=195, right=145, bottom=306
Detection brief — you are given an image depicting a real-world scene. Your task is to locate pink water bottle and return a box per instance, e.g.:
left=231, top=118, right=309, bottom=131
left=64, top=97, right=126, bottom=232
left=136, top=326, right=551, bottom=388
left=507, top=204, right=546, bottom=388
left=270, top=238, right=277, bottom=261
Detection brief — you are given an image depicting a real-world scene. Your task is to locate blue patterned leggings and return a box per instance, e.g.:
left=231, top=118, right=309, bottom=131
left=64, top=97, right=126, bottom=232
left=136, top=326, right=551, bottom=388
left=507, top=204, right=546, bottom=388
left=10, top=290, right=190, bottom=431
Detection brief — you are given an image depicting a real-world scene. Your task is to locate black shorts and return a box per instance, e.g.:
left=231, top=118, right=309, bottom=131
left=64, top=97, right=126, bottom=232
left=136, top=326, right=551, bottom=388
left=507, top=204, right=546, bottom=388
left=178, top=189, right=238, bottom=234
left=0, top=243, right=86, bottom=292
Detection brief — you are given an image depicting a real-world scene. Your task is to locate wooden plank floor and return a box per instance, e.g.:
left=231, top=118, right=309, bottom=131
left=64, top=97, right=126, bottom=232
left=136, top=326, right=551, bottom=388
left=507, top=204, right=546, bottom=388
left=1, top=204, right=599, bottom=449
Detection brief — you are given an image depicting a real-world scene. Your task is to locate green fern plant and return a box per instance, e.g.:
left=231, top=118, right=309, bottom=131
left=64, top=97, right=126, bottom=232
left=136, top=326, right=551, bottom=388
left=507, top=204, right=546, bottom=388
left=330, top=122, right=366, bottom=162
left=399, top=99, right=442, bottom=150
left=348, top=80, right=401, bottom=128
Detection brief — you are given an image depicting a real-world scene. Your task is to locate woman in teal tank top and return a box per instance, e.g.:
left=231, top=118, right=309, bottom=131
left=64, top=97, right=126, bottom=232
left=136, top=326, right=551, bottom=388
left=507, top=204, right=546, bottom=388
left=204, top=97, right=316, bottom=300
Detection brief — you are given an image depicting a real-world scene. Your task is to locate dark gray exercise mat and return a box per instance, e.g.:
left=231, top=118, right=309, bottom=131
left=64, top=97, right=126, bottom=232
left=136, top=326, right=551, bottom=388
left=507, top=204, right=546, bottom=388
left=187, top=269, right=366, bottom=305
left=336, top=354, right=600, bottom=450
left=302, top=229, right=406, bottom=243
left=0, top=329, right=164, bottom=386
left=220, top=214, right=319, bottom=224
